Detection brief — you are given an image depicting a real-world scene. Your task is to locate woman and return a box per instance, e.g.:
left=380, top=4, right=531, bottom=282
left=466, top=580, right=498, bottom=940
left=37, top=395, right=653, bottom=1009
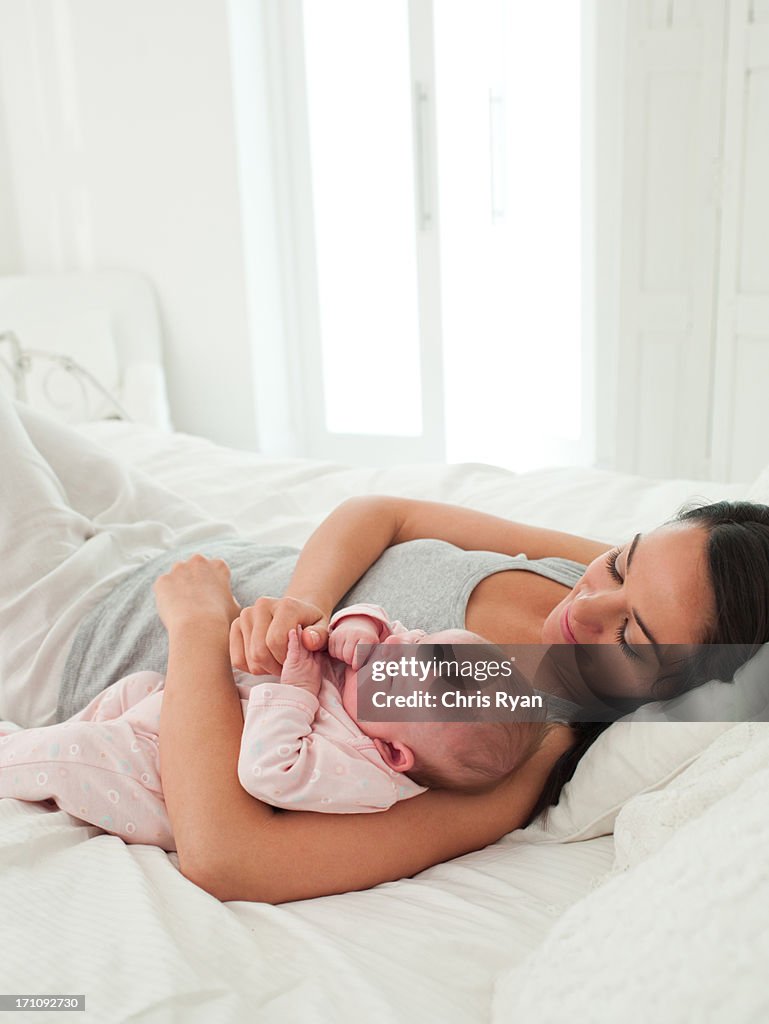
left=154, top=495, right=769, bottom=904
left=3, top=396, right=768, bottom=902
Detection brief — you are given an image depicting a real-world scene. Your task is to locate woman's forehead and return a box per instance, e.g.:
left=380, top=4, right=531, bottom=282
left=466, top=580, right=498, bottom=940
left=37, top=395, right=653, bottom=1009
left=633, top=522, right=710, bottom=565
left=627, top=524, right=713, bottom=642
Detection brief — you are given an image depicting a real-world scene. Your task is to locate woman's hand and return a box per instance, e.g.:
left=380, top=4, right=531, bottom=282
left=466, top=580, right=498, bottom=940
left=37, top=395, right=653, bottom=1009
left=153, top=554, right=241, bottom=632
left=230, top=596, right=329, bottom=675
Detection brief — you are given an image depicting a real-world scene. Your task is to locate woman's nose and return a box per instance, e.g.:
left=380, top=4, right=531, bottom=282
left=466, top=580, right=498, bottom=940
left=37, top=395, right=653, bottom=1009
left=570, top=588, right=624, bottom=638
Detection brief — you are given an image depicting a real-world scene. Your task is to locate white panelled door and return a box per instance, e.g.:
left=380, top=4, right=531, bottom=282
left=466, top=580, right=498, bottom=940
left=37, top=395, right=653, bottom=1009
left=614, top=0, right=769, bottom=483
left=615, top=0, right=726, bottom=480
left=711, top=0, right=769, bottom=481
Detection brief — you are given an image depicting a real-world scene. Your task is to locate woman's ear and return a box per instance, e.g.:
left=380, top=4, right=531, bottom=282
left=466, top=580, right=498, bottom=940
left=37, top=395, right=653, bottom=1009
left=373, top=738, right=415, bottom=774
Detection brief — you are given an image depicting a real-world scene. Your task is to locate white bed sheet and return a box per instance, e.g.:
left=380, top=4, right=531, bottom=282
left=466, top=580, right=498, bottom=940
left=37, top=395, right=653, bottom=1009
left=0, top=420, right=753, bottom=1023
left=0, top=796, right=613, bottom=1022
left=79, top=420, right=749, bottom=547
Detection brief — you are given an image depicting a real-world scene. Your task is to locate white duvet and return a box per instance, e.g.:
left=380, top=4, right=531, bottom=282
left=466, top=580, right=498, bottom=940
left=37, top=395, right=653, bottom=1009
left=0, top=416, right=765, bottom=1023
left=494, top=723, right=769, bottom=1024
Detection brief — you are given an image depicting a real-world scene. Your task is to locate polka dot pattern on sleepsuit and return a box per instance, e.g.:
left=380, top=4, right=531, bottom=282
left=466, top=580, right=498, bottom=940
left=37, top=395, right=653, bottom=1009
left=0, top=672, right=174, bottom=850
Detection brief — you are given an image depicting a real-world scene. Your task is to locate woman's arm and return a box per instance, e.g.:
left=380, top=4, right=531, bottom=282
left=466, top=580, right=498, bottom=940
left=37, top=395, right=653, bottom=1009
left=161, top=607, right=574, bottom=904
left=236, top=496, right=613, bottom=672
left=287, top=495, right=610, bottom=611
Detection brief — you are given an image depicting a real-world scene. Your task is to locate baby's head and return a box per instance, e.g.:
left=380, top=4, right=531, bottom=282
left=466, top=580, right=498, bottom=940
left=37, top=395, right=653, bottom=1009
left=403, top=715, right=547, bottom=794
left=350, top=628, right=549, bottom=793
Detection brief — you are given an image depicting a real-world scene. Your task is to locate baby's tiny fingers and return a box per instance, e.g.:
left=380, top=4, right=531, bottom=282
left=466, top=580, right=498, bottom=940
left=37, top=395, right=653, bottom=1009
left=286, top=628, right=299, bottom=652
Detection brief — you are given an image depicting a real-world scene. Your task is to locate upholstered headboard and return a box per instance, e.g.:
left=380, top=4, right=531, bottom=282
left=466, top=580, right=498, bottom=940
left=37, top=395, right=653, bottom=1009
left=0, top=270, right=172, bottom=428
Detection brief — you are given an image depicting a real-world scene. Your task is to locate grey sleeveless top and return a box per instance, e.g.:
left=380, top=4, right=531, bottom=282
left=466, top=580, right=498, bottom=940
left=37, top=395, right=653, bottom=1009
left=57, top=538, right=586, bottom=722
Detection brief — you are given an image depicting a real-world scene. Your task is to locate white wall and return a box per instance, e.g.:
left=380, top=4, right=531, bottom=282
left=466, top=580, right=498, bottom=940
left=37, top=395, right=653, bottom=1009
left=227, top=0, right=302, bottom=457
left=0, top=67, right=21, bottom=275
left=0, top=0, right=262, bottom=448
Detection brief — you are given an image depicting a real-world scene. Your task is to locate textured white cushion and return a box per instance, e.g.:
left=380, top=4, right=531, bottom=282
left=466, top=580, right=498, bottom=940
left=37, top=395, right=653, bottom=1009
left=495, top=725, right=769, bottom=1024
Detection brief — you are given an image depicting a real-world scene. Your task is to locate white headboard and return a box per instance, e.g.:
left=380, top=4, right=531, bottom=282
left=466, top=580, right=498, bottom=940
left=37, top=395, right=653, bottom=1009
left=0, top=270, right=172, bottom=428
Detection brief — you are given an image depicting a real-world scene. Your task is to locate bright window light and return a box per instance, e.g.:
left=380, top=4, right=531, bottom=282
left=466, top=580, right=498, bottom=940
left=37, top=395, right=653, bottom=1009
left=303, top=0, right=422, bottom=436
left=435, top=0, right=582, bottom=469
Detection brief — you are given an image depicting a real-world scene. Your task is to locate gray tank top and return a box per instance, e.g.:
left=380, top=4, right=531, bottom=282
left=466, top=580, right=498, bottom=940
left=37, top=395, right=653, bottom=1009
left=57, top=538, right=585, bottom=722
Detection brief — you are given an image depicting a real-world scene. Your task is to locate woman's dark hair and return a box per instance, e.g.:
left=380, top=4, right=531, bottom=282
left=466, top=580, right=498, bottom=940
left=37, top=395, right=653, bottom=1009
left=657, top=499, right=769, bottom=695
left=525, top=722, right=610, bottom=825
left=528, top=500, right=769, bottom=822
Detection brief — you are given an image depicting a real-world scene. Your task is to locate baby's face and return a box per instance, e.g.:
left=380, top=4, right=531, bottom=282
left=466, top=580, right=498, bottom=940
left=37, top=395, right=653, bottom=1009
left=341, top=627, right=487, bottom=750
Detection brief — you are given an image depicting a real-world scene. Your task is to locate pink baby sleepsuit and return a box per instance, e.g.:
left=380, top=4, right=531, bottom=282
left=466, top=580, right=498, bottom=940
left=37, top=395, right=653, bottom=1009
left=0, top=604, right=425, bottom=850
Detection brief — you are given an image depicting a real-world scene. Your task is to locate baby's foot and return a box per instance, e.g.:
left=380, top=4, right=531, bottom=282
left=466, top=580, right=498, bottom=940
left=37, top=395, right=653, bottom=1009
left=280, top=627, right=323, bottom=696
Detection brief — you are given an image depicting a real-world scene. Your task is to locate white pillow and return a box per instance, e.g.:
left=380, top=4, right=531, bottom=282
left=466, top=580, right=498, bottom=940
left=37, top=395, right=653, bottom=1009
left=525, top=639, right=769, bottom=843
left=525, top=720, right=732, bottom=843
left=626, top=644, right=769, bottom=725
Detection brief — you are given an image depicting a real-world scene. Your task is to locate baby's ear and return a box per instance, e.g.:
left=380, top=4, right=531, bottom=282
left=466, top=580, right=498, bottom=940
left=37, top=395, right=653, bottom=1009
left=373, top=738, right=415, bottom=774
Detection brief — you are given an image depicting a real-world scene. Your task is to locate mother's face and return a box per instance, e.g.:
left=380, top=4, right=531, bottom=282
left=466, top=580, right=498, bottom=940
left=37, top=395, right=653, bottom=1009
left=540, top=523, right=716, bottom=701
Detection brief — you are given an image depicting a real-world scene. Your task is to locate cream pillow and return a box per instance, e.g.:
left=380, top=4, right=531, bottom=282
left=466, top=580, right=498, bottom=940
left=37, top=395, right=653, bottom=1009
left=525, top=641, right=769, bottom=843
left=626, top=644, right=769, bottom=725
left=525, top=720, right=732, bottom=843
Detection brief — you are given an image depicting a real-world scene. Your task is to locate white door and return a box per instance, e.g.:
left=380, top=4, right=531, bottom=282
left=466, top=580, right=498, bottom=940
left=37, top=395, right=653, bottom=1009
left=711, top=0, right=769, bottom=481
left=614, top=0, right=727, bottom=479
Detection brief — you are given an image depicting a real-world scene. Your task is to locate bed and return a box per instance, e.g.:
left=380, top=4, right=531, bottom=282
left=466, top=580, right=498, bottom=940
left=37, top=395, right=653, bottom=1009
left=1, top=275, right=767, bottom=1023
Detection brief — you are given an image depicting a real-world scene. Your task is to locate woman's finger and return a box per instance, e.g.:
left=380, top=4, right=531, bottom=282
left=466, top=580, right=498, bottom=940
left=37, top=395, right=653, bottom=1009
left=268, top=607, right=328, bottom=663
left=229, top=618, right=247, bottom=672
left=245, top=601, right=284, bottom=675
left=301, top=620, right=328, bottom=652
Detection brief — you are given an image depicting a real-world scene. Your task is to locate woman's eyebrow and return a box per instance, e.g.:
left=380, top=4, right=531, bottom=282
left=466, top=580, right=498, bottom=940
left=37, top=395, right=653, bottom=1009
left=625, top=532, right=642, bottom=572
left=624, top=533, right=661, bottom=650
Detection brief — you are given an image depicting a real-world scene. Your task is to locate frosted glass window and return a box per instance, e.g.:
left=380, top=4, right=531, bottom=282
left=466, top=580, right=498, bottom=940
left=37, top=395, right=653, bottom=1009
left=303, top=0, right=422, bottom=436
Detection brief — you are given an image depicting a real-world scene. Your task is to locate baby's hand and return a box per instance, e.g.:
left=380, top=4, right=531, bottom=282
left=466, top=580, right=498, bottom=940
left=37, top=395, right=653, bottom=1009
left=328, top=615, right=382, bottom=668
left=279, top=627, right=323, bottom=697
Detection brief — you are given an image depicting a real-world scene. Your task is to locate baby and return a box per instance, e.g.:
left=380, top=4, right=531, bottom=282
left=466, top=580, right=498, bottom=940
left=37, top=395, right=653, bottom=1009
left=0, top=604, right=546, bottom=851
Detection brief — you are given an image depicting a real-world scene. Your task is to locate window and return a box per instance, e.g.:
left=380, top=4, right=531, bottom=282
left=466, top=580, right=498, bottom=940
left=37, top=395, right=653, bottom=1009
left=258, top=0, right=591, bottom=469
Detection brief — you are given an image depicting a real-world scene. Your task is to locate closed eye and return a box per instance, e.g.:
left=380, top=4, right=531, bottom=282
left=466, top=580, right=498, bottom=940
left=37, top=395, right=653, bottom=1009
left=614, top=624, right=640, bottom=661
left=605, top=547, right=642, bottom=661
left=605, top=547, right=624, bottom=583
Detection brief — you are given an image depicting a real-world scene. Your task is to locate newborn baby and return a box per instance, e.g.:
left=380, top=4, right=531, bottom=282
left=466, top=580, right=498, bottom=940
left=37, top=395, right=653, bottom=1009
left=0, top=604, right=546, bottom=851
